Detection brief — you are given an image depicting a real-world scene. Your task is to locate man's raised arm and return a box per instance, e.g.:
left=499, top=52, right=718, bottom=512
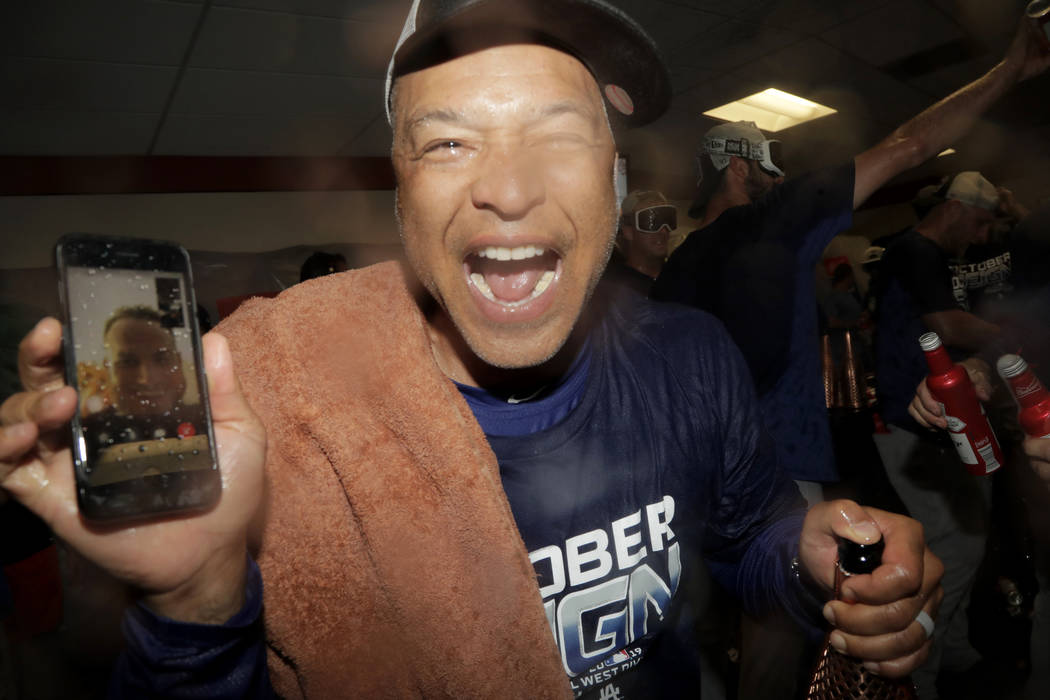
left=853, top=17, right=1050, bottom=207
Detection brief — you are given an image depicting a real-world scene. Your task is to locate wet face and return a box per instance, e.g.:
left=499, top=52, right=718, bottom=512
left=105, top=317, right=186, bottom=417
left=391, top=44, right=618, bottom=374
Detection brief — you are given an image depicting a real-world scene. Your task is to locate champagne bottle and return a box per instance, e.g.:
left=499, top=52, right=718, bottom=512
left=996, top=354, right=1050, bottom=439
left=806, top=539, right=918, bottom=700
left=919, top=332, right=1003, bottom=475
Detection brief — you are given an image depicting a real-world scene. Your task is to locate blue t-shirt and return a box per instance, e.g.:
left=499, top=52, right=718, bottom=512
left=652, top=164, right=856, bottom=483
left=109, top=291, right=820, bottom=699
left=457, top=289, right=817, bottom=698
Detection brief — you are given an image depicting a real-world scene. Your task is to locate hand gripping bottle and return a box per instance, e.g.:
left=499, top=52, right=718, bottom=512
left=806, top=539, right=918, bottom=699
left=919, top=332, right=1003, bottom=475
left=1028, top=0, right=1050, bottom=51
left=996, top=354, right=1050, bottom=439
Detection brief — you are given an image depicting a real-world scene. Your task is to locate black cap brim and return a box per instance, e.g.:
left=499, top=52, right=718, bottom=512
left=389, top=0, right=671, bottom=128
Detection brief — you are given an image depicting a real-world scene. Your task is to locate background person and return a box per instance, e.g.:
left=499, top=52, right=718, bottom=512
left=603, top=189, right=676, bottom=296
left=652, top=21, right=1050, bottom=696
left=874, top=172, right=1010, bottom=698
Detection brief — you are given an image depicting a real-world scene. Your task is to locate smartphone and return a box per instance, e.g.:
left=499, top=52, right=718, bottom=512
left=55, top=234, right=221, bottom=522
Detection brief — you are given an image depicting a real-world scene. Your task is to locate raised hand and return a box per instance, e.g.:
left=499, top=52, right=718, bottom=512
left=1, top=318, right=266, bottom=623
left=1004, top=14, right=1050, bottom=82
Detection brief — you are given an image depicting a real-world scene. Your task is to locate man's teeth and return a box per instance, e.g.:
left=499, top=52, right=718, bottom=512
left=476, top=245, right=546, bottom=261
left=470, top=270, right=555, bottom=306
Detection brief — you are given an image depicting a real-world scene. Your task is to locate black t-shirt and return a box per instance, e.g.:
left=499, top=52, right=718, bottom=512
left=875, top=229, right=964, bottom=429
left=651, top=164, right=855, bottom=483
left=953, top=236, right=1012, bottom=315
left=602, top=251, right=658, bottom=297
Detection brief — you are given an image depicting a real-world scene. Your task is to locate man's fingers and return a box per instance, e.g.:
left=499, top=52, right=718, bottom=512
left=0, top=422, right=39, bottom=468
left=202, top=332, right=264, bottom=442
left=0, top=386, right=78, bottom=433
left=841, top=509, right=932, bottom=605
left=18, top=318, right=67, bottom=393
left=907, top=400, right=940, bottom=430
left=2, top=450, right=76, bottom=531
left=828, top=553, right=942, bottom=636
left=909, top=379, right=945, bottom=429
left=826, top=588, right=941, bottom=675
left=204, top=333, right=245, bottom=421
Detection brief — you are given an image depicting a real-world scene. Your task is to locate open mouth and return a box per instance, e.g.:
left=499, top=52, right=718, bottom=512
left=465, top=245, right=560, bottom=308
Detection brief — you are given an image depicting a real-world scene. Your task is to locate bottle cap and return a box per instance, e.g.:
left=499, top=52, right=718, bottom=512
left=918, top=332, right=942, bottom=352
left=838, top=538, right=884, bottom=575
left=996, top=354, right=1028, bottom=379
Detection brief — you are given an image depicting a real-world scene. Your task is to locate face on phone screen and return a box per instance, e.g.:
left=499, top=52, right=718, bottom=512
left=65, top=266, right=213, bottom=488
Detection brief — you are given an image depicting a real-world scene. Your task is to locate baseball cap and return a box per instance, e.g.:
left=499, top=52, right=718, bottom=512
left=386, top=0, right=671, bottom=128
left=913, top=171, right=999, bottom=218
left=861, top=246, right=885, bottom=265
left=621, top=190, right=667, bottom=215
left=943, top=171, right=999, bottom=211
left=688, top=120, right=783, bottom=218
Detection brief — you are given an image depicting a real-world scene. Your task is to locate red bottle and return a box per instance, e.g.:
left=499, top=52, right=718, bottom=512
left=920, top=332, right=1003, bottom=475
left=996, top=354, right=1050, bottom=439
left=806, top=539, right=918, bottom=699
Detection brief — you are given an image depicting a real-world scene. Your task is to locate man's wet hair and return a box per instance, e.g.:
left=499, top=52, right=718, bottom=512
left=103, top=306, right=172, bottom=338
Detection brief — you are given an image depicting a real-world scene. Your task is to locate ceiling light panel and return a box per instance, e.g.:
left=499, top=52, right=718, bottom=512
left=703, top=88, right=837, bottom=132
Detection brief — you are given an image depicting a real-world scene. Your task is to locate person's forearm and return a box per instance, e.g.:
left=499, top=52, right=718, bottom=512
left=140, top=543, right=249, bottom=625
left=111, top=556, right=273, bottom=699
left=853, top=54, right=1024, bottom=206
left=885, top=60, right=1019, bottom=167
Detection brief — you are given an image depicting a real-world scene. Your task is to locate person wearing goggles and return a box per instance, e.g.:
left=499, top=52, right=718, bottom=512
left=655, top=16, right=1050, bottom=698
left=605, top=190, right=677, bottom=295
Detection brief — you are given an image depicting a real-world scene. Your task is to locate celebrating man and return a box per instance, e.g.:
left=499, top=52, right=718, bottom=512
left=2, top=1, right=940, bottom=697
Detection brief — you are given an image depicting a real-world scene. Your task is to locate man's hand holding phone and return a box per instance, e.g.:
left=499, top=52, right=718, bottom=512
left=0, top=318, right=266, bottom=624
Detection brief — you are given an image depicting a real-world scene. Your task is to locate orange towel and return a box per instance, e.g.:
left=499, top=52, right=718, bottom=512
left=218, top=260, right=570, bottom=699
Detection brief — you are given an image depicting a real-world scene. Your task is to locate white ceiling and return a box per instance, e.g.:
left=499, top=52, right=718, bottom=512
left=2, top=0, right=1048, bottom=195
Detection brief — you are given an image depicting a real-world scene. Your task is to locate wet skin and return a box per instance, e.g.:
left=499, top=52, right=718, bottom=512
left=391, top=44, right=619, bottom=387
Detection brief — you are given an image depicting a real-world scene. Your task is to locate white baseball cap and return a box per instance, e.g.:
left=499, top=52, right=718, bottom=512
left=944, top=171, right=999, bottom=211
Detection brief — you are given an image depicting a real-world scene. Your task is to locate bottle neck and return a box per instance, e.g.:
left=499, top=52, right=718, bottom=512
left=1007, top=368, right=1050, bottom=408
left=923, top=344, right=955, bottom=375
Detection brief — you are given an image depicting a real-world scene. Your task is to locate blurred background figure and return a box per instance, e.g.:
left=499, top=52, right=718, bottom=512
left=860, top=245, right=886, bottom=319
left=299, top=251, right=347, bottom=283
left=603, top=190, right=676, bottom=296
left=873, top=171, right=1005, bottom=698
left=822, top=261, right=867, bottom=332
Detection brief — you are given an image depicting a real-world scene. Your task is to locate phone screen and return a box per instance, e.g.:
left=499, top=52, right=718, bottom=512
left=57, top=235, right=219, bottom=520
